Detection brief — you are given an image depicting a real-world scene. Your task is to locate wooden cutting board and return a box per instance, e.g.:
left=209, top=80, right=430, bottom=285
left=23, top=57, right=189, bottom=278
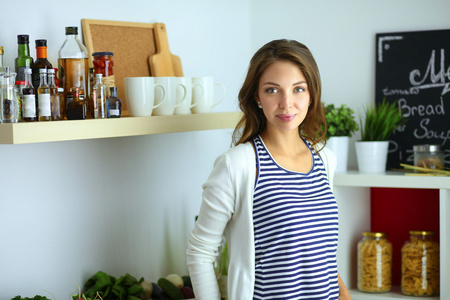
left=149, top=23, right=183, bottom=76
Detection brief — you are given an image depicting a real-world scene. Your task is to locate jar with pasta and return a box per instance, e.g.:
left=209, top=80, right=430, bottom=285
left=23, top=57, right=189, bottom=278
left=357, top=232, right=392, bottom=293
left=401, top=231, right=440, bottom=296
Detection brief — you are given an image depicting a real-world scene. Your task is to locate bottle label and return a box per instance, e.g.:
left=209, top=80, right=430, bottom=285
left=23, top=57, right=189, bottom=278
left=23, top=94, right=36, bottom=118
left=109, top=109, right=120, bottom=116
left=38, top=93, right=51, bottom=117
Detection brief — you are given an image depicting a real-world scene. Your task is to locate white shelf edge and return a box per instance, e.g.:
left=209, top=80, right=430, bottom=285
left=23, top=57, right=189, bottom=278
left=334, top=171, right=450, bottom=189
left=349, top=286, right=440, bottom=300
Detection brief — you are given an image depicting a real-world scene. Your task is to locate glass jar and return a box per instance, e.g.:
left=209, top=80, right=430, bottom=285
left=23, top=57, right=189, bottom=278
left=413, top=145, right=444, bottom=170
left=357, top=232, right=392, bottom=293
left=15, top=80, right=25, bottom=122
left=92, top=52, right=113, bottom=76
left=401, top=231, right=440, bottom=296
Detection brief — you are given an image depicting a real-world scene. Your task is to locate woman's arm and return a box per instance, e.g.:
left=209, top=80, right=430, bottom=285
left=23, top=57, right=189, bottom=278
left=338, top=274, right=351, bottom=300
left=186, top=153, right=235, bottom=300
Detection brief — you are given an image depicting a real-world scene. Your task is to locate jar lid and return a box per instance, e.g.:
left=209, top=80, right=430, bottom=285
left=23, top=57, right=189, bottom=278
left=413, top=144, right=442, bottom=152
left=92, top=51, right=113, bottom=56
left=362, top=232, right=386, bottom=238
left=409, top=230, right=435, bottom=236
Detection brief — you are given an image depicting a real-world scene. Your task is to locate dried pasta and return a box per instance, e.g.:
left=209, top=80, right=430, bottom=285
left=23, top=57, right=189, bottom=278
left=401, top=234, right=440, bottom=296
left=357, top=233, right=392, bottom=293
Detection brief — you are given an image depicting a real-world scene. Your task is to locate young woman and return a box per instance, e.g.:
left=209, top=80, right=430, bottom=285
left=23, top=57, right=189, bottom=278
left=187, top=39, right=351, bottom=300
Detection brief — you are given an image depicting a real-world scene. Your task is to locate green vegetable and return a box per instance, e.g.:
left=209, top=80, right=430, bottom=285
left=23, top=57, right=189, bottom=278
left=82, top=271, right=145, bottom=300
left=11, top=296, right=51, bottom=300
left=157, top=278, right=184, bottom=300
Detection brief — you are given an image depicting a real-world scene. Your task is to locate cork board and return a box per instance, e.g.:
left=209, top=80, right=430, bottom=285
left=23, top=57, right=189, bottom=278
left=81, top=19, right=158, bottom=113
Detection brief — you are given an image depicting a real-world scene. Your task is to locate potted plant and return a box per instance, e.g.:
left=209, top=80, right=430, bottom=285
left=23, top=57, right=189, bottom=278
left=356, top=98, right=407, bottom=173
left=322, top=103, right=359, bottom=172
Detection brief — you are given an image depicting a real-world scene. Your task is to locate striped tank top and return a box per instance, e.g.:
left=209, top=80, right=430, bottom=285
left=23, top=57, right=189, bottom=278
left=252, top=135, right=339, bottom=300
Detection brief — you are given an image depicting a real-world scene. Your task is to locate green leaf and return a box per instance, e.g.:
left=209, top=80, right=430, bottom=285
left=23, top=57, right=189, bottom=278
left=359, top=98, right=407, bottom=141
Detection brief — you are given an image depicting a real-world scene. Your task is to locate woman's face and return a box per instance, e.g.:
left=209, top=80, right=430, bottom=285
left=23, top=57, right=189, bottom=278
left=256, top=60, right=311, bottom=135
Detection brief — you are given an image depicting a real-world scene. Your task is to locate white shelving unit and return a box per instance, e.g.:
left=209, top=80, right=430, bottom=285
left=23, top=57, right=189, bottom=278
left=334, top=171, right=449, bottom=300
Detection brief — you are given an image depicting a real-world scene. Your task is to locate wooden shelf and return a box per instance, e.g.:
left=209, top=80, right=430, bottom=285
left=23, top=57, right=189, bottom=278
left=0, top=111, right=242, bottom=144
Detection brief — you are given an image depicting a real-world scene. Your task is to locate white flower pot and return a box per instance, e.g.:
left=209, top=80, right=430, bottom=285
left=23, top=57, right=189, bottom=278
left=327, top=136, right=349, bottom=173
left=355, top=141, right=389, bottom=173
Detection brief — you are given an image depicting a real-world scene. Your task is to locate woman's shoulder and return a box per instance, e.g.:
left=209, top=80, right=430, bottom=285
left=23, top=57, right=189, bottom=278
left=215, top=141, right=255, bottom=170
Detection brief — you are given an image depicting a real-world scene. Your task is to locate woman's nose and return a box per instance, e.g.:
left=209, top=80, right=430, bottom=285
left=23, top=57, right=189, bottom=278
left=279, top=92, right=292, bottom=109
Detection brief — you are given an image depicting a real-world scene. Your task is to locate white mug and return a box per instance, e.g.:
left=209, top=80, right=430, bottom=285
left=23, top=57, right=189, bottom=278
left=173, top=77, right=191, bottom=115
left=152, top=77, right=185, bottom=116
left=124, top=77, right=166, bottom=117
left=191, top=76, right=225, bottom=114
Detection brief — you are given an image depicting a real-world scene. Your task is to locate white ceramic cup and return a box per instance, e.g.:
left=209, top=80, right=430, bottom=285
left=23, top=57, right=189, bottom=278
left=152, top=77, right=185, bottom=116
left=191, top=76, right=226, bottom=114
left=173, top=77, right=191, bottom=115
left=124, top=77, right=166, bottom=117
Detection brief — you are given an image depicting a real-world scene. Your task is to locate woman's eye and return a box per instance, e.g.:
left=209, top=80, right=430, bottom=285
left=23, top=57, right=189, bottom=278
left=294, top=87, right=305, bottom=93
left=266, top=87, right=278, bottom=94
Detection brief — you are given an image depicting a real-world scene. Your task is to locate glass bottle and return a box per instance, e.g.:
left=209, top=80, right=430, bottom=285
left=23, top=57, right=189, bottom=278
left=14, top=35, right=34, bottom=82
left=92, top=73, right=106, bottom=119
left=0, top=46, right=5, bottom=74
left=14, top=80, right=25, bottom=122
left=37, top=68, right=51, bottom=121
left=401, top=231, right=440, bottom=297
left=1, top=67, right=18, bottom=123
left=67, top=87, right=87, bottom=120
left=106, top=86, right=122, bottom=118
left=22, top=68, right=36, bottom=122
left=58, top=26, right=89, bottom=119
left=32, top=39, right=52, bottom=91
left=48, top=68, right=61, bottom=121
left=357, top=232, right=392, bottom=293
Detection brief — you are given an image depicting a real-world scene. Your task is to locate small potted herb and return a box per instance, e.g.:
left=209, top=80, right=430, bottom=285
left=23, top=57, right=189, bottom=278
left=356, top=98, right=407, bottom=172
left=322, top=103, right=359, bottom=172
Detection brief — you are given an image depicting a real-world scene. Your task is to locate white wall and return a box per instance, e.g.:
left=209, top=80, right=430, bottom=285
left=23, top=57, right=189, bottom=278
left=1, top=0, right=450, bottom=298
left=0, top=0, right=250, bottom=298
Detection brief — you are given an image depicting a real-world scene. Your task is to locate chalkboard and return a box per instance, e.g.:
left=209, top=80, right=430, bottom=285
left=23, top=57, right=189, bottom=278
left=375, top=29, right=450, bottom=170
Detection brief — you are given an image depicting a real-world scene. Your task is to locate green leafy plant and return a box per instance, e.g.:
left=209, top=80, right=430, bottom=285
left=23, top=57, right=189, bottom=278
left=359, top=98, right=407, bottom=141
left=322, top=103, right=359, bottom=139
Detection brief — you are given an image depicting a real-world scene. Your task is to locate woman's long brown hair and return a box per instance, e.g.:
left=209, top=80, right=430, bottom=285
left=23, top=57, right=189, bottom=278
left=232, top=39, right=327, bottom=149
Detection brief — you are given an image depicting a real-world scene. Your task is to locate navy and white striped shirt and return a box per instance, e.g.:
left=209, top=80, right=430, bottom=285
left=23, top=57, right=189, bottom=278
left=252, top=136, right=339, bottom=300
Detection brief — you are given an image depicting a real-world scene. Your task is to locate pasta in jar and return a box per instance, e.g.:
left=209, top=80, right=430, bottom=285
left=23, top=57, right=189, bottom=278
left=357, top=232, right=392, bottom=293
left=401, top=231, right=440, bottom=296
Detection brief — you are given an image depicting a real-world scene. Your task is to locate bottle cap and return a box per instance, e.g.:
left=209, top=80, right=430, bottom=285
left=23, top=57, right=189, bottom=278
left=110, top=86, right=118, bottom=93
left=24, top=68, right=32, bottom=74
left=15, top=81, right=26, bottom=85
left=93, top=52, right=114, bottom=56
left=65, top=27, right=78, bottom=35
left=17, top=35, right=29, bottom=44
left=96, top=73, right=103, bottom=78
left=39, top=68, right=48, bottom=74
left=0, top=46, right=3, bottom=55
left=47, top=68, right=55, bottom=74
left=35, top=39, right=47, bottom=47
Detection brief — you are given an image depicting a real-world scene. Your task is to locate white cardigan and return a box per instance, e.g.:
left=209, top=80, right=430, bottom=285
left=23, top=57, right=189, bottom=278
left=186, top=141, right=337, bottom=300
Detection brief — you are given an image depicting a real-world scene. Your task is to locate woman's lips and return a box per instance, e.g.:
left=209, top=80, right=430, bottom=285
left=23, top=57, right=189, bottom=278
left=277, top=114, right=296, bottom=122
